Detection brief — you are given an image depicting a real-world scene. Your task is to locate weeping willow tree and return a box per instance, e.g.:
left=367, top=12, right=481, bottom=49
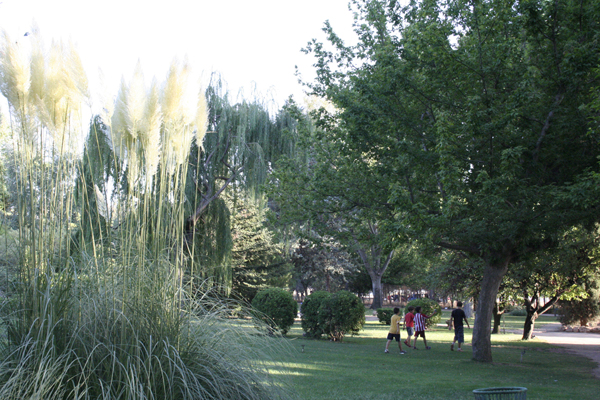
left=0, top=30, right=291, bottom=400
left=182, top=81, right=303, bottom=292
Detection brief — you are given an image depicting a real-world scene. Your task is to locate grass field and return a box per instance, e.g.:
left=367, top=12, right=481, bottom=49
left=268, top=313, right=598, bottom=400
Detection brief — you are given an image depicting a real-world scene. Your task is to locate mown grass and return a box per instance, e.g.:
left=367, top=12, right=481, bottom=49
left=266, top=315, right=598, bottom=400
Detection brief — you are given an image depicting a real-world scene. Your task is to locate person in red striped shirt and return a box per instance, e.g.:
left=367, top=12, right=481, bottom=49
left=413, top=306, right=437, bottom=350
left=403, top=306, right=415, bottom=348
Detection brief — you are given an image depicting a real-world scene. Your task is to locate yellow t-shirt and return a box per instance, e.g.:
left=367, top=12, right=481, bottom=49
left=389, top=314, right=402, bottom=334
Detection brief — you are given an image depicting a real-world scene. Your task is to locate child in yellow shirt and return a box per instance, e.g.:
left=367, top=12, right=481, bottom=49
left=384, top=307, right=407, bottom=354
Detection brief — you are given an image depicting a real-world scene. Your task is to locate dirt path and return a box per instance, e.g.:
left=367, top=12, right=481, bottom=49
left=533, top=323, right=600, bottom=379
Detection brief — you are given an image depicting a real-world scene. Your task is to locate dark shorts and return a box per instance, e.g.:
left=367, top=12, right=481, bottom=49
left=454, top=326, right=465, bottom=343
left=414, top=330, right=425, bottom=338
left=406, top=327, right=414, bottom=337
left=387, top=333, right=401, bottom=342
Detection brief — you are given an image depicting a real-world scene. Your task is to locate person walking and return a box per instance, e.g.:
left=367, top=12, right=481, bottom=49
left=385, top=307, right=407, bottom=354
left=413, top=306, right=435, bottom=350
left=450, top=301, right=470, bottom=351
left=403, top=306, right=415, bottom=348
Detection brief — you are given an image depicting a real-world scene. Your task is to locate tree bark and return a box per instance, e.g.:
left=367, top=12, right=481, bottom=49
left=356, top=246, right=394, bottom=310
left=370, top=271, right=384, bottom=309
left=522, top=291, right=560, bottom=340
left=472, top=260, right=510, bottom=362
left=522, top=310, right=537, bottom=340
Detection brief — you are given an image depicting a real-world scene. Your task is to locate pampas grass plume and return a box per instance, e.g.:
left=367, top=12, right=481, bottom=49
left=142, top=79, right=161, bottom=179
left=111, top=78, right=130, bottom=161
left=0, top=31, right=31, bottom=113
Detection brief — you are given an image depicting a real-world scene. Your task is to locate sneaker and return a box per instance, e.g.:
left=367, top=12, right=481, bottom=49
left=400, top=351, right=407, bottom=355
left=384, top=349, right=389, bottom=353
left=413, top=347, right=418, bottom=350
left=425, top=346, right=431, bottom=350
left=450, top=344, right=454, bottom=351
left=457, top=348, right=463, bottom=352
left=404, top=340, right=410, bottom=346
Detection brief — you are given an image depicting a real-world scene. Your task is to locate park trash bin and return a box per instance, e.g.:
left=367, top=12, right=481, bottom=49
left=473, top=387, right=527, bottom=400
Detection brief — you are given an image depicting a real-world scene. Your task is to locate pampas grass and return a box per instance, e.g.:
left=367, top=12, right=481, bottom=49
left=0, top=29, right=291, bottom=400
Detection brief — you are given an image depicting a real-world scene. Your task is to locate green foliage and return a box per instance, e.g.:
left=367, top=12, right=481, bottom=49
left=301, top=0, right=600, bottom=361
left=376, top=308, right=395, bottom=325
left=268, top=100, right=398, bottom=310
left=252, top=287, right=298, bottom=335
left=557, top=278, right=600, bottom=326
left=300, top=290, right=331, bottom=338
left=291, top=239, right=358, bottom=294
left=317, top=290, right=366, bottom=341
left=231, top=196, right=292, bottom=302
left=406, top=298, right=442, bottom=328
left=347, top=265, right=373, bottom=296
left=509, top=307, right=527, bottom=317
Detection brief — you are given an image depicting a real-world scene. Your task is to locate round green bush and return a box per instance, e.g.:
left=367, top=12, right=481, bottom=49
left=376, top=308, right=395, bottom=325
left=318, top=290, right=365, bottom=341
left=406, top=298, right=441, bottom=328
left=252, top=288, right=298, bottom=335
left=301, top=291, right=331, bottom=338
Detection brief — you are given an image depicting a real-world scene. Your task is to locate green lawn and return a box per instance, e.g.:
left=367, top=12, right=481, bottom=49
left=268, top=316, right=597, bottom=400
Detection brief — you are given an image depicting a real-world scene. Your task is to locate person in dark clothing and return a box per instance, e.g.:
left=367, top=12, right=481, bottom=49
left=450, top=301, right=470, bottom=352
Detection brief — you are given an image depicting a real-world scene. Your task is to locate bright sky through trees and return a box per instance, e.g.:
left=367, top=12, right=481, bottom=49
left=0, top=0, right=355, bottom=110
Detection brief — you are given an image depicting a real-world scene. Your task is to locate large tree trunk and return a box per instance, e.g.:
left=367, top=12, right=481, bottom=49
left=522, top=310, right=538, bottom=340
left=522, top=291, right=560, bottom=340
left=472, top=260, right=509, bottom=362
left=370, top=272, right=384, bottom=309
left=356, top=246, right=394, bottom=310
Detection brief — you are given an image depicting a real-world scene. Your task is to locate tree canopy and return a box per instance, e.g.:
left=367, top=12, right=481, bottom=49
left=301, top=0, right=600, bottom=362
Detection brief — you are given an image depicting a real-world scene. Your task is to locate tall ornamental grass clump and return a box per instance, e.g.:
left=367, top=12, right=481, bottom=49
left=0, top=30, right=289, bottom=399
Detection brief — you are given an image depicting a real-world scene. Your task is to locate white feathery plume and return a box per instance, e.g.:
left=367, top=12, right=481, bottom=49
left=0, top=31, right=31, bottom=117
left=160, top=58, right=196, bottom=174
left=111, top=78, right=130, bottom=162
left=126, top=61, right=145, bottom=141
left=27, top=35, right=89, bottom=154
left=141, top=79, right=161, bottom=179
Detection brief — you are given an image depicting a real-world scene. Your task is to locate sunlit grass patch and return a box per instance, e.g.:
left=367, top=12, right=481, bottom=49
left=272, top=313, right=598, bottom=400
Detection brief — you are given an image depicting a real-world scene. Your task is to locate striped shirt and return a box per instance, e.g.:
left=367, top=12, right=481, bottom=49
left=414, top=312, right=428, bottom=332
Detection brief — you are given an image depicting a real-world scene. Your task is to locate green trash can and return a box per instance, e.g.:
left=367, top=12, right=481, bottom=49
left=473, top=387, right=527, bottom=400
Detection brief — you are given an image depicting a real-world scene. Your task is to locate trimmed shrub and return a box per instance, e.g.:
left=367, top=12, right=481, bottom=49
left=376, top=308, right=395, bottom=325
left=301, top=291, right=331, bottom=338
left=509, top=307, right=527, bottom=316
left=557, top=280, right=600, bottom=326
left=318, top=290, right=365, bottom=341
left=558, top=298, right=600, bottom=326
left=406, top=298, right=442, bottom=328
left=252, top=288, right=297, bottom=335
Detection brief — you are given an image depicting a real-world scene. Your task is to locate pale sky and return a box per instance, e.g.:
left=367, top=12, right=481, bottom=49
left=0, top=0, right=356, bottom=111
